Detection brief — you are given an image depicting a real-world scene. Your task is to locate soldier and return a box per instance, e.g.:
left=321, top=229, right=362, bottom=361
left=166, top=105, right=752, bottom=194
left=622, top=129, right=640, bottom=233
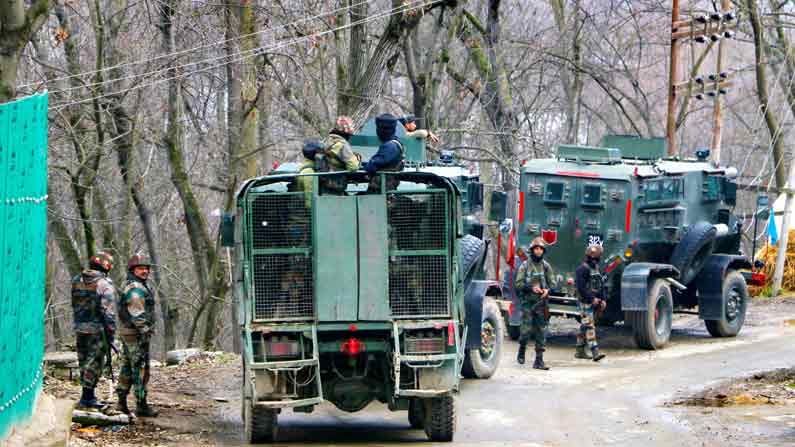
left=295, top=140, right=324, bottom=207
left=71, top=251, right=117, bottom=409
left=399, top=115, right=440, bottom=144
left=363, top=113, right=405, bottom=192
left=322, top=115, right=361, bottom=172
left=514, top=237, right=554, bottom=370
left=115, top=254, right=158, bottom=417
left=574, top=245, right=607, bottom=362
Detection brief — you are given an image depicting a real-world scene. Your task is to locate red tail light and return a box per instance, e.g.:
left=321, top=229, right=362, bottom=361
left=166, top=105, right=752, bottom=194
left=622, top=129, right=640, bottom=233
left=447, top=321, right=455, bottom=346
left=264, top=337, right=299, bottom=358
left=340, top=337, right=364, bottom=356
left=751, top=272, right=766, bottom=286
left=509, top=302, right=515, bottom=316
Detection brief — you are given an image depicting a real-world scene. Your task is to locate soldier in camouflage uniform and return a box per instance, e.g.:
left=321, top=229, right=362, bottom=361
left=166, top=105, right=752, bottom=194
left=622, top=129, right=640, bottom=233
left=115, top=254, right=158, bottom=417
left=319, top=116, right=361, bottom=193
left=514, top=237, right=554, bottom=370
left=71, top=251, right=117, bottom=409
left=574, top=245, right=607, bottom=362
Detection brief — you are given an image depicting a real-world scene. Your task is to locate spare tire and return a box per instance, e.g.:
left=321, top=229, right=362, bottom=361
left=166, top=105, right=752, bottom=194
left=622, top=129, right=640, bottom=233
left=460, top=235, right=486, bottom=282
left=670, top=221, right=716, bottom=285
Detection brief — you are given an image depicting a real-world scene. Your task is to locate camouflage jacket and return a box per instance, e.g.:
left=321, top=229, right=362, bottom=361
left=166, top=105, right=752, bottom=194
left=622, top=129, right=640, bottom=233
left=118, top=274, right=156, bottom=337
left=323, top=134, right=360, bottom=172
left=514, top=258, right=554, bottom=300
left=296, top=160, right=315, bottom=207
left=71, top=269, right=117, bottom=335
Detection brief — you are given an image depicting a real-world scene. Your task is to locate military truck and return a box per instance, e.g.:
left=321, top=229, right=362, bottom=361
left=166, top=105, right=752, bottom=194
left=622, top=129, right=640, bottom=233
left=223, top=120, right=504, bottom=443
left=502, top=135, right=762, bottom=350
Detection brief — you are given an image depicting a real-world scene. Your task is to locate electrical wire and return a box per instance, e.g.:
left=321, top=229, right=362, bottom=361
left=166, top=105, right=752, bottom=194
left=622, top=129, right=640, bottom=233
left=17, top=0, right=376, bottom=90
left=48, top=0, right=440, bottom=112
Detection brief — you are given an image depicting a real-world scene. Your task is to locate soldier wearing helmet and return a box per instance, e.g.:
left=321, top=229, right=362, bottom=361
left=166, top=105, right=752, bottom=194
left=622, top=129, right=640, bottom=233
left=115, top=254, right=158, bottom=417
left=574, top=244, right=607, bottom=362
left=514, top=237, right=555, bottom=370
left=71, top=251, right=117, bottom=409
left=318, top=116, right=361, bottom=193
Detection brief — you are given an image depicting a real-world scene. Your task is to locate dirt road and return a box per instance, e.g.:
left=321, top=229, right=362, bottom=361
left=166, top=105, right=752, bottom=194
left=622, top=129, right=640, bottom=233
left=62, top=297, right=795, bottom=446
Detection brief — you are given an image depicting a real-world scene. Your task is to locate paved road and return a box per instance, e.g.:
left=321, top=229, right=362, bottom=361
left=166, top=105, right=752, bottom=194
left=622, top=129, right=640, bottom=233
left=215, top=304, right=795, bottom=446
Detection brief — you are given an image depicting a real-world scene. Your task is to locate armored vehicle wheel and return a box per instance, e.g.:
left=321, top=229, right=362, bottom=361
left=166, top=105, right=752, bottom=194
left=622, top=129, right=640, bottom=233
left=462, top=297, right=503, bottom=379
left=423, top=395, right=455, bottom=442
left=244, top=400, right=278, bottom=443
left=670, top=222, right=717, bottom=285
left=408, top=398, right=425, bottom=429
left=507, top=324, right=520, bottom=340
left=629, top=279, right=673, bottom=350
left=705, top=270, right=747, bottom=337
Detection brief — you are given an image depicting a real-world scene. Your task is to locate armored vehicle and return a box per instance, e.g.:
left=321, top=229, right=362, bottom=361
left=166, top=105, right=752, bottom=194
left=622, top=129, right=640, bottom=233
left=224, top=120, right=503, bottom=443
left=503, top=135, right=761, bottom=349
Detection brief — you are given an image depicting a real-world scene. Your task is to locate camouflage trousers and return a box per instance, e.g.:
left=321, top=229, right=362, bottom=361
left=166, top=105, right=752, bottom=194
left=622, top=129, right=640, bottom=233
left=76, top=332, right=109, bottom=389
left=518, top=296, right=547, bottom=351
left=116, top=334, right=151, bottom=402
left=576, top=303, right=598, bottom=350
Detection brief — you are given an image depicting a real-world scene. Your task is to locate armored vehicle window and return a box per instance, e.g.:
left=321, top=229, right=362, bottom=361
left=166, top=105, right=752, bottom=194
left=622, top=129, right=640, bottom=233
left=581, top=184, right=603, bottom=207
left=703, top=176, right=721, bottom=202
left=544, top=181, right=565, bottom=205
left=643, top=178, right=682, bottom=202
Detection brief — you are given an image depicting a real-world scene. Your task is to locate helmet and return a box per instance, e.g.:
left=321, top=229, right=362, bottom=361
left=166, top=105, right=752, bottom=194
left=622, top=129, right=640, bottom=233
left=586, top=245, right=603, bottom=258
left=302, top=140, right=324, bottom=160
left=529, top=237, right=546, bottom=252
left=333, top=116, right=356, bottom=135
left=127, top=253, right=152, bottom=271
left=89, top=251, right=114, bottom=273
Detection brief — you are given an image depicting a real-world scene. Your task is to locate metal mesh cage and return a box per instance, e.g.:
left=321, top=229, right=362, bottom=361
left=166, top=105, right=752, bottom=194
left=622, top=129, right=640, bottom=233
left=252, top=254, right=314, bottom=321
left=250, top=193, right=311, bottom=249
left=388, top=256, right=448, bottom=317
left=387, top=192, right=446, bottom=250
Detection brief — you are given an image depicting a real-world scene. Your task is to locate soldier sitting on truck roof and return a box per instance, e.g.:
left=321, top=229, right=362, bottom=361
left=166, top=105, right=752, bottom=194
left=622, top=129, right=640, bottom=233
left=363, top=113, right=405, bottom=192
left=318, top=116, right=361, bottom=194
left=292, top=140, right=324, bottom=207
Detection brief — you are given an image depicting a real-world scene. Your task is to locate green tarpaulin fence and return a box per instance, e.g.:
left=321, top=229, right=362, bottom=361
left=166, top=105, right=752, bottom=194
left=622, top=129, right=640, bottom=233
left=0, top=93, right=48, bottom=439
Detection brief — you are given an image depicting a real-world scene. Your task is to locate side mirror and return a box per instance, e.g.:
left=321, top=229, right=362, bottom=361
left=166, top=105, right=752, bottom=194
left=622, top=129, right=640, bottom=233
left=221, top=213, right=235, bottom=247
left=489, top=191, right=507, bottom=222
left=466, top=182, right=484, bottom=213
left=723, top=179, right=737, bottom=206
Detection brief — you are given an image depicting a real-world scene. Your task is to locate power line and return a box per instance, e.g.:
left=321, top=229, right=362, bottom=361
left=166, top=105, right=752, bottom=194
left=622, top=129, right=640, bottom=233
left=18, top=0, right=376, bottom=90
left=49, top=0, right=440, bottom=112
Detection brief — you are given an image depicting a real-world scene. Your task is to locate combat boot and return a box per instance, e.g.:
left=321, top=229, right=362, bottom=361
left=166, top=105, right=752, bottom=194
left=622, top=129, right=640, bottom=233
left=136, top=400, right=159, bottom=418
left=77, top=387, right=105, bottom=410
left=114, top=393, right=130, bottom=414
left=575, top=345, right=591, bottom=360
left=517, top=343, right=526, bottom=365
left=591, top=347, right=606, bottom=362
left=532, top=349, right=550, bottom=371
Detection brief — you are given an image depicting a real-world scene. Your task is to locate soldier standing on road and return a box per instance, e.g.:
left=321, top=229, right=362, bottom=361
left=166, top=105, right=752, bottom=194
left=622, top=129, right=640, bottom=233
left=71, top=251, right=117, bottom=409
left=574, top=245, right=607, bottom=362
left=514, top=237, right=554, bottom=370
left=115, top=254, right=159, bottom=417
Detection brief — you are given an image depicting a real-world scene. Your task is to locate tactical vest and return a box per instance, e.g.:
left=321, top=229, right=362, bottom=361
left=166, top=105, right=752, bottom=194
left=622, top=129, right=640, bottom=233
left=528, top=261, right=549, bottom=290
left=576, top=263, right=603, bottom=300
left=71, top=274, right=102, bottom=333
left=119, top=279, right=155, bottom=335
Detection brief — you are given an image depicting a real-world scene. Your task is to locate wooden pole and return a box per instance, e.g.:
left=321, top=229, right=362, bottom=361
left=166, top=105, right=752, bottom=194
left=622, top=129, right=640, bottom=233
left=666, top=0, right=681, bottom=156
left=710, top=0, right=731, bottom=163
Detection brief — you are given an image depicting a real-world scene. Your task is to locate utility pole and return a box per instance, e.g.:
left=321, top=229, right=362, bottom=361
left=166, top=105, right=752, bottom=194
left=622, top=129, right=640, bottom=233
left=772, top=164, right=795, bottom=296
left=710, top=0, right=732, bottom=163
left=666, top=1, right=736, bottom=157
left=666, top=0, right=681, bottom=156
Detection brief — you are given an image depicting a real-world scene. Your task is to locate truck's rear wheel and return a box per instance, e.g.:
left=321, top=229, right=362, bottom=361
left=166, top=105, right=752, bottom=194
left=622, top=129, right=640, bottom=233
left=629, top=279, right=673, bottom=350
left=705, top=270, right=747, bottom=337
left=462, top=297, right=503, bottom=379
left=408, top=398, right=425, bottom=429
left=423, top=395, right=455, bottom=442
left=245, top=401, right=278, bottom=443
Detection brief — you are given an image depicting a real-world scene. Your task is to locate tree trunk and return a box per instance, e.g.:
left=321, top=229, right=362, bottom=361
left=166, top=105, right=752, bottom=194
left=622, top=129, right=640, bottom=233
left=0, top=0, right=52, bottom=102
left=746, top=0, right=787, bottom=189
